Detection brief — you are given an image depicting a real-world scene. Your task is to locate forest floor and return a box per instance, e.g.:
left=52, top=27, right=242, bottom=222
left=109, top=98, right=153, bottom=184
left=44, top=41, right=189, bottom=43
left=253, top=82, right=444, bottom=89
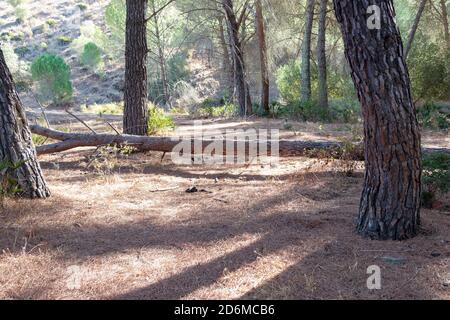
left=0, top=117, right=449, bottom=300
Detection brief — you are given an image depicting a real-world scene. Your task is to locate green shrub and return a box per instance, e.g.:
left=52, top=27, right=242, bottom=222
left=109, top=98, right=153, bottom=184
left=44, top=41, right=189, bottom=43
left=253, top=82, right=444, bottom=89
left=276, top=60, right=301, bottom=105
left=329, top=100, right=361, bottom=123
left=77, top=3, right=88, bottom=11
left=422, top=153, right=450, bottom=208
left=0, top=160, right=24, bottom=205
left=148, top=103, right=176, bottom=135
left=80, top=42, right=104, bottom=72
left=57, top=36, right=73, bottom=45
left=46, top=19, right=58, bottom=27
left=31, top=54, right=73, bottom=105
left=409, top=41, right=450, bottom=101
left=417, top=102, right=449, bottom=130
left=81, top=102, right=123, bottom=115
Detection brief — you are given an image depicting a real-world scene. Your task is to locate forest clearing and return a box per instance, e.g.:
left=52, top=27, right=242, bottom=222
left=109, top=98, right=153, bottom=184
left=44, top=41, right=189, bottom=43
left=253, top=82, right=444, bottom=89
left=0, top=0, right=449, bottom=303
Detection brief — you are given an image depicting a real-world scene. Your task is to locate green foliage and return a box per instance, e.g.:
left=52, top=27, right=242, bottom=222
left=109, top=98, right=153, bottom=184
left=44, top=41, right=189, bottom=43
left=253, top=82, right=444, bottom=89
left=31, top=54, right=73, bottom=105
left=149, top=52, right=191, bottom=104
left=77, top=3, right=88, bottom=11
left=417, top=102, right=449, bottom=130
left=2, top=42, right=32, bottom=90
left=32, top=134, right=47, bottom=146
left=194, top=99, right=238, bottom=118
left=81, top=102, right=124, bottom=115
left=80, top=42, right=104, bottom=72
left=46, top=19, right=58, bottom=27
left=276, top=60, right=301, bottom=105
left=422, top=153, right=450, bottom=208
left=7, top=0, right=29, bottom=22
left=147, top=103, right=176, bottom=135
left=0, top=160, right=24, bottom=204
left=57, top=36, right=73, bottom=45
left=409, top=42, right=450, bottom=101
left=72, top=22, right=108, bottom=56
left=329, top=100, right=361, bottom=124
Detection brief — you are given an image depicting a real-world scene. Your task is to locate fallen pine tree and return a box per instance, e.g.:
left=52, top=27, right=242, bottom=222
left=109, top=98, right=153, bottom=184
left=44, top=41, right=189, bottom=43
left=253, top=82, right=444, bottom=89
left=30, top=125, right=449, bottom=160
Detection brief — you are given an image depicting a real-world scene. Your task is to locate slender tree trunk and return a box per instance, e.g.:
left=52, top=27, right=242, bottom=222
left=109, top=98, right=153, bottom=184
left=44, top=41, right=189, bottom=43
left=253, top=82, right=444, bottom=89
left=0, top=49, right=50, bottom=199
left=300, top=0, right=315, bottom=103
left=152, top=1, right=170, bottom=106
left=223, top=0, right=252, bottom=116
left=404, top=0, right=428, bottom=59
left=255, top=0, right=270, bottom=114
left=316, top=0, right=328, bottom=111
left=334, top=0, right=422, bottom=240
left=218, top=16, right=234, bottom=95
left=124, top=0, right=149, bottom=136
left=440, top=0, right=450, bottom=52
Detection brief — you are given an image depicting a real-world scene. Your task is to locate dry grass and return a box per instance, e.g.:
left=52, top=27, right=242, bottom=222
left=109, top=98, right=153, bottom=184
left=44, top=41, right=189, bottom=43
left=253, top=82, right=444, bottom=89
left=0, top=147, right=449, bottom=300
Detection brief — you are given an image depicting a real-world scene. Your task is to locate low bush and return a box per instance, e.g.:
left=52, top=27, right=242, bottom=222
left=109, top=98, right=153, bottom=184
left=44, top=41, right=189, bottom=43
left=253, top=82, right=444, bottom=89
left=80, top=42, right=104, bottom=73
left=422, top=152, right=450, bottom=208
left=31, top=54, right=73, bottom=105
left=148, top=103, right=176, bottom=135
left=417, top=102, right=449, bottom=130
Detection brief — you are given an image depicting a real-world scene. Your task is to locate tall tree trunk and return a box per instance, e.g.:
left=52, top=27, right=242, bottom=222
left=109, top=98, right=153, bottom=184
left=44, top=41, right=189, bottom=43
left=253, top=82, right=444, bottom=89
left=300, top=0, right=315, bottom=103
left=223, top=0, right=252, bottom=116
left=255, top=0, right=270, bottom=114
left=218, top=16, right=234, bottom=95
left=0, top=49, right=50, bottom=199
left=333, top=0, right=422, bottom=240
left=404, top=0, right=428, bottom=59
left=152, top=1, right=170, bottom=106
left=316, top=0, right=328, bottom=111
left=440, top=0, right=450, bottom=53
left=124, top=0, right=149, bottom=136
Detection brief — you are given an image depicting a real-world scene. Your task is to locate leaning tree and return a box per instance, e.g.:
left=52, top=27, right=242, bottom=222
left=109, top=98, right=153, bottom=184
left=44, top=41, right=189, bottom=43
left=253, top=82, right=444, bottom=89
left=0, top=49, right=50, bottom=199
left=123, top=0, right=149, bottom=136
left=333, top=0, right=422, bottom=240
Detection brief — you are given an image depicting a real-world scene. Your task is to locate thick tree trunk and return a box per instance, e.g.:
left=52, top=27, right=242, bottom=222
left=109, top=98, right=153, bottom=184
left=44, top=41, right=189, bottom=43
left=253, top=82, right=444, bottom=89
left=300, top=0, right=315, bottom=103
left=124, top=0, right=149, bottom=136
left=255, top=0, right=270, bottom=114
left=223, top=0, right=252, bottom=116
left=440, top=0, right=450, bottom=52
left=0, top=50, right=50, bottom=199
left=334, top=0, right=422, bottom=240
left=404, top=0, right=428, bottom=59
left=316, top=0, right=328, bottom=111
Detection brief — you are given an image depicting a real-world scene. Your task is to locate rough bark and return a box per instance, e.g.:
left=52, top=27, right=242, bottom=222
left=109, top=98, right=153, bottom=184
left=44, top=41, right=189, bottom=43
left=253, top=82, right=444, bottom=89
left=255, top=0, right=270, bottom=114
left=124, top=0, right=149, bottom=136
left=316, top=0, right=328, bottom=110
left=223, top=0, right=252, bottom=116
left=440, top=0, right=450, bottom=52
left=404, top=0, right=428, bottom=59
left=334, top=0, right=422, bottom=240
left=300, top=0, right=315, bottom=103
left=0, top=50, right=50, bottom=199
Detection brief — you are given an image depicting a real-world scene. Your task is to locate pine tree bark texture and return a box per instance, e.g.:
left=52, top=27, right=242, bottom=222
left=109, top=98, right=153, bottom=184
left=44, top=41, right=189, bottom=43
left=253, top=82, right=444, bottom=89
left=317, top=0, right=329, bottom=110
left=223, top=0, right=252, bottom=116
left=333, top=0, right=422, bottom=240
left=0, top=49, right=50, bottom=199
left=300, top=0, right=315, bottom=103
left=123, top=0, right=149, bottom=136
left=255, top=0, right=270, bottom=114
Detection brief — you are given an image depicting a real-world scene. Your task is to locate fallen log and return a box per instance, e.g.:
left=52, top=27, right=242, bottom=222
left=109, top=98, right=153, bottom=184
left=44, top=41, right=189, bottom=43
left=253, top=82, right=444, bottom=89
left=30, top=125, right=449, bottom=159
